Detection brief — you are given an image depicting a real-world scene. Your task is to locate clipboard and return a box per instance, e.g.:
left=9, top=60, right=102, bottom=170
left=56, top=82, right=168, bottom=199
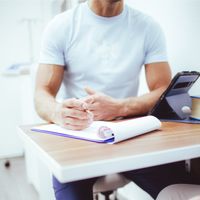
left=31, top=116, right=161, bottom=144
left=149, top=71, right=200, bottom=123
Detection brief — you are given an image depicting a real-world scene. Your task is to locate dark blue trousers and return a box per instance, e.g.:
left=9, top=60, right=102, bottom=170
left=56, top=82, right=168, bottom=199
left=53, top=161, right=195, bottom=200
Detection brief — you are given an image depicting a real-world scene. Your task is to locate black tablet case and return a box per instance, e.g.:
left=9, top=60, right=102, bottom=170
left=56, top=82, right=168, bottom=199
left=149, top=71, right=200, bottom=124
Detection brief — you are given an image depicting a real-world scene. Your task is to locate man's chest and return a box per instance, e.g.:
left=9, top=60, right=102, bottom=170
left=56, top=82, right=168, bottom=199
left=64, top=23, right=146, bottom=77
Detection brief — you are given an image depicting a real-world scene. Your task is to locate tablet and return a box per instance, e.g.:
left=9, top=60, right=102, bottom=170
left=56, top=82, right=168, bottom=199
left=149, top=71, right=200, bottom=120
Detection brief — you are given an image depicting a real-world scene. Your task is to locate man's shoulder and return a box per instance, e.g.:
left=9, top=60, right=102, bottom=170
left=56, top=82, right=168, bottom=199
left=126, top=4, right=157, bottom=27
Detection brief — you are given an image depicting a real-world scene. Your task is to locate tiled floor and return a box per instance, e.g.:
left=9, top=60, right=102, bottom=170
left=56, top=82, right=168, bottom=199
left=0, top=157, right=39, bottom=200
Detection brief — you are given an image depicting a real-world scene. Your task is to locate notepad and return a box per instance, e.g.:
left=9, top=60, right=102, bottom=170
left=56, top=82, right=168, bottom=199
left=31, top=116, right=161, bottom=144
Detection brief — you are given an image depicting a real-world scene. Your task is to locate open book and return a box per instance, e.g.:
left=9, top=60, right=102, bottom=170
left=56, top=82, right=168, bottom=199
left=31, top=116, right=161, bottom=144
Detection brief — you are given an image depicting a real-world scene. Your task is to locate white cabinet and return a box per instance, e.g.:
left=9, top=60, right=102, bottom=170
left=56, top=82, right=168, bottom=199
left=0, top=76, right=24, bottom=158
left=0, top=73, right=42, bottom=158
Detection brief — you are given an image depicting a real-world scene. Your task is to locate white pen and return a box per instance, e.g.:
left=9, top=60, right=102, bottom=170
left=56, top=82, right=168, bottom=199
left=81, top=102, right=93, bottom=124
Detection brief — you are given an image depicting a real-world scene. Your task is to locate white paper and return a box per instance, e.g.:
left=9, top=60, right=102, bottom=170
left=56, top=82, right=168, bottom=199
left=32, top=116, right=161, bottom=144
left=106, top=116, right=161, bottom=143
left=32, top=122, right=112, bottom=143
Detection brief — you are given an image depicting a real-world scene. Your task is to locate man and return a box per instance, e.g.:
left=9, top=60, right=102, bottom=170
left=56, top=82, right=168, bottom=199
left=35, top=0, right=188, bottom=199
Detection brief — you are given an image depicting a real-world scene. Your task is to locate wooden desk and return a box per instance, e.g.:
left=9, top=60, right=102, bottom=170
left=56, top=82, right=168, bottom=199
left=18, top=122, right=200, bottom=183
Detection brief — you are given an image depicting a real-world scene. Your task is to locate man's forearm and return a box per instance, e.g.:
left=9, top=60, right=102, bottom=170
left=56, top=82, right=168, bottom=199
left=118, top=87, right=166, bottom=117
left=34, top=89, right=59, bottom=123
left=83, top=86, right=167, bottom=121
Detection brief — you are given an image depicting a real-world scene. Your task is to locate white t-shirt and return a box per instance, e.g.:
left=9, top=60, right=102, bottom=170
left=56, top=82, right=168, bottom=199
left=40, top=2, right=168, bottom=99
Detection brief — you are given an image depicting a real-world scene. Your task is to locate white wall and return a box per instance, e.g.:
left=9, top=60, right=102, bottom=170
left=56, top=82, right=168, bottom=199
left=0, top=0, right=41, bottom=67
left=0, top=0, right=64, bottom=68
left=125, top=0, right=200, bottom=95
left=0, top=0, right=64, bottom=158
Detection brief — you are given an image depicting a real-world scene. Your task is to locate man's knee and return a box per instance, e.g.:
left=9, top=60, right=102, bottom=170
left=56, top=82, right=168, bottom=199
left=156, top=184, right=200, bottom=200
left=52, top=176, right=97, bottom=200
left=156, top=184, right=181, bottom=200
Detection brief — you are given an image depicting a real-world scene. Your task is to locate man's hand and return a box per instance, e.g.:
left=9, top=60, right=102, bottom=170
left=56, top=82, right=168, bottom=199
left=83, top=87, right=122, bottom=121
left=52, top=98, right=93, bottom=130
left=34, top=65, right=94, bottom=130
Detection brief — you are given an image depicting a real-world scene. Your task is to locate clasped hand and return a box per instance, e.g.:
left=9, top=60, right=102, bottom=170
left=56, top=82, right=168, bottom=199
left=53, top=87, right=122, bottom=130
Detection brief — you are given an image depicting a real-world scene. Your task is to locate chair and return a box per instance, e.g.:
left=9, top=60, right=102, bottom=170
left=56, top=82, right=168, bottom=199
left=93, top=174, right=130, bottom=200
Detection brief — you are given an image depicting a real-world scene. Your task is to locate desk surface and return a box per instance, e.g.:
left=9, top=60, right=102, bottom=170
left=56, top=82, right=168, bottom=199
left=19, top=122, right=200, bottom=183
